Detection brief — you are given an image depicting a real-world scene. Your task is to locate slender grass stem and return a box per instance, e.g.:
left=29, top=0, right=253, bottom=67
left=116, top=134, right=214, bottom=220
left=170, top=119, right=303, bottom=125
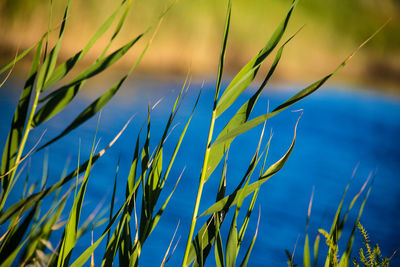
left=0, top=89, right=41, bottom=210
left=182, top=110, right=217, bottom=266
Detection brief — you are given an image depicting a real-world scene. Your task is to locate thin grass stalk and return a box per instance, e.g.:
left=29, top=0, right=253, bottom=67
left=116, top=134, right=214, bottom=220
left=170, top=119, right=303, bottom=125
left=182, top=108, right=216, bottom=266
left=0, top=87, right=41, bottom=210
left=182, top=2, right=231, bottom=265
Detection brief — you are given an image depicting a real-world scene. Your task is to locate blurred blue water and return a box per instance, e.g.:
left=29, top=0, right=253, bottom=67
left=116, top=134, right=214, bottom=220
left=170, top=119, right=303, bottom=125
left=1, top=78, right=399, bottom=266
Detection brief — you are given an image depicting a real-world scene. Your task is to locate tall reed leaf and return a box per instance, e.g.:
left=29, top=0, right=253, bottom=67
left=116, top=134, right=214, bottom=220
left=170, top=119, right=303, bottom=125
left=339, top=177, right=374, bottom=267
left=43, top=0, right=129, bottom=90
left=36, top=0, right=71, bottom=92
left=215, top=0, right=297, bottom=118
left=201, top=115, right=300, bottom=216
left=206, top=30, right=300, bottom=182
left=37, top=76, right=127, bottom=150
left=57, top=118, right=99, bottom=267
left=1, top=38, right=43, bottom=187
left=0, top=38, right=45, bottom=212
left=0, top=117, right=132, bottom=224
left=32, top=33, right=144, bottom=127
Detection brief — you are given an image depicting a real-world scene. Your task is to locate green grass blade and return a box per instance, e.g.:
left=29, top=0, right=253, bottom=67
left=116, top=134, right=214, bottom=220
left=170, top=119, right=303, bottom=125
left=118, top=223, right=132, bottom=266
left=338, top=173, right=370, bottom=238
left=182, top=1, right=232, bottom=263
left=188, top=146, right=263, bottom=266
left=186, top=128, right=265, bottom=266
left=32, top=33, right=145, bottom=128
left=36, top=0, right=71, bottom=92
left=161, top=90, right=200, bottom=188
left=0, top=117, right=132, bottom=224
left=1, top=38, right=43, bottom=191
left=272, top=23, right=387, bottom=115
left=149, top=168, right=183, bottom=235
left=57, top=119, right=99, bottom=267
left=98, top=0, right=133, bottom=60
left=38, top=10, right=163, bottom=148
left=313, top=234, right=320, bottom=267
left=214, top=214, right=225, bottom=267
left=37, top=76, right=127, bottom=151
left=304, top=234, right=311, bottom=267
left=0, top=35, right=46, bottom=75
left=43, top=1, right=127, bottom=90
left=215, top=0, right=297, bottom=118
left=106, top=158, right=120, bottom=246
left=225, top=213, right=238, bottom=267
left=240, top=208, right=260, bottom=267
left=339, top=177, right=374, bottom=267
left=212, top=28, right=380, bottom=147
left=126, top=131, right=141, bottom=198
left=303, top=188, right=314, bottom=267
left=214, top=0, right=231, bottom=105
left=21, top=183, right=72, bottom=265
left=0, top=188, right=72, bottom=267
left=70, top=199, right=128, bottom=267
left=238, top=127, right=268, bottom=245
left=0, top=205, right=38, bottom=265
left=102, top=212, right=127, bottom=266
left=205, top=30, right=296, bottom=182
left=201, top=115, right=299, bottom=216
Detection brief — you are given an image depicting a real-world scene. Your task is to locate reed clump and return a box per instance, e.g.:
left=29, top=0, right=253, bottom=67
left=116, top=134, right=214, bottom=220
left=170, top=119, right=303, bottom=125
left=0, top=0, right=388, bottom=266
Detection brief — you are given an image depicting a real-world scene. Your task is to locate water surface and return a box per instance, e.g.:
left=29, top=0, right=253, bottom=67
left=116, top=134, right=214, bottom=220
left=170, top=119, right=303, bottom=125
left=1, top=79, right=399, bottom=266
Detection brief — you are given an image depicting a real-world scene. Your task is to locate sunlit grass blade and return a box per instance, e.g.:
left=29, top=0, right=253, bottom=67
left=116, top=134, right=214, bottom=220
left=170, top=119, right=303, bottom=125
left=0, top=49, right=18, bottom=89
left=313, top=234, right=320, bottom=267
left=338, top=173, right=371, bottom=238
left=0, top=116, right=133, bottom=224
left=0, top=185, right=72, bottom=267
left=21, top=183, right=72, bottom=265
left=37, top=76, right=127, bottom=151
left=225, top=212, right=238, bottom=267
left=303, top=187, right=314, bottom=267
left=225, top=126, right=265, bottom=267
left=0, top=37, right=44, bottom=211
left=106, top=158, right=120, bottom=245
left=339, top=176, right=375, bottom=267
left=0, top=205, right=38, bottom=265
left=214, top=0, right=231, bottom=104
left=32, top=34, right=144, bottom=128
left=0, top=35, right=46, bottom=75
left=182, top=1, right=232, bottom=263
left=187, top=129, right=265, bottom=266
left=229, top=123, right=265, bottom=265
left=240, top=207, right=260, bottom=267
left=70, top=197, right=130, bottom=267
left=201, top=115, right=300, bottom=216
left=215, top=0, right=297, bottom=118
left=36, top=0, right=71, bottom=92
left=161, top=220, right=180, bottom=267
left=38, top=16, right=165, bottom=150
left=148, top=167, right=183, bottom=236
left=57, top=117, right=99, bottom=267
left=98, top=0, right=133, bottom=60
left=206, top=30, right=298, bottom=181
left=214, top=213, right=225, bottom=267
left=272, top=22, right=387, bottom=115
left=212, top=25, right=383, bottom=147
left=119, top=225, right=133, bottom=266
left=43, top=0, right=128, bottom=90
left=322, top=177, right=356, bottom=266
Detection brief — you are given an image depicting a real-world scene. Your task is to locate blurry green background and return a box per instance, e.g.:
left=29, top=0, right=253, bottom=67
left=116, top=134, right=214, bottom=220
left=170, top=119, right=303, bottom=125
left=1, top=0, right=399, bottom=92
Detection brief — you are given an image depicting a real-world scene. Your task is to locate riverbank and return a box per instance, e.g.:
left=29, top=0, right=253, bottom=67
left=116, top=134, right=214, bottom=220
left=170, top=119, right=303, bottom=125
left=1, top=0, right=399, bottom=92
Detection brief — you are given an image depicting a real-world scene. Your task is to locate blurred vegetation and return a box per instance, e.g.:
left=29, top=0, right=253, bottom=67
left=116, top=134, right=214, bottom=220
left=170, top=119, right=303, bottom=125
left=0, top=0, right=399, bottom=90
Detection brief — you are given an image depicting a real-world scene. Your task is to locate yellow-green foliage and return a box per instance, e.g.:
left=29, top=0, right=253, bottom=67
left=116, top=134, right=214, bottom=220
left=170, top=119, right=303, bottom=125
left=353, top=222, right=391, bottom=267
